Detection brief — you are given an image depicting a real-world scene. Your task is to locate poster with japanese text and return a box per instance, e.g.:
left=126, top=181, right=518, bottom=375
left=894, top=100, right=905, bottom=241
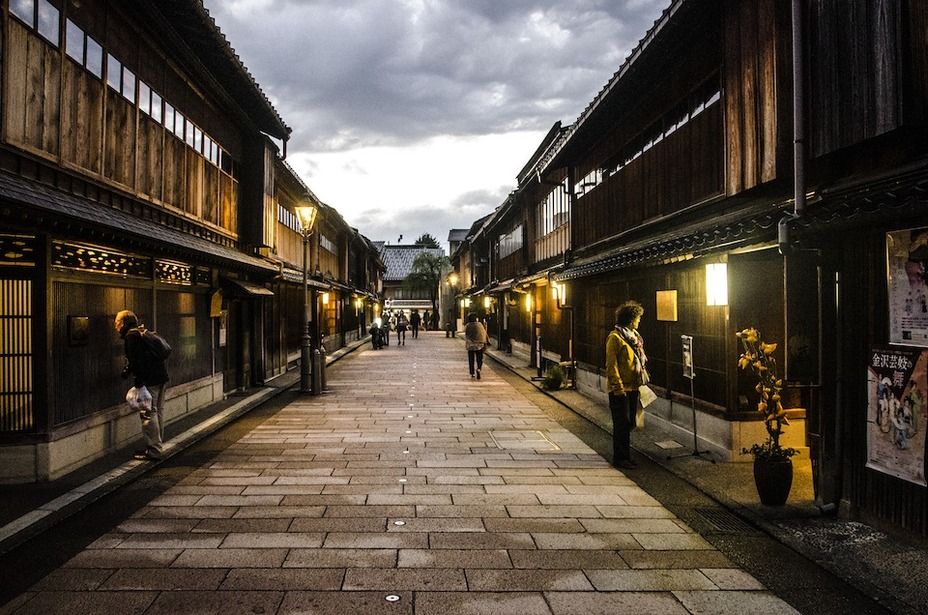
left=866, top=347, right=927, bottom=486
left=887, top=227, right=928, bottom=347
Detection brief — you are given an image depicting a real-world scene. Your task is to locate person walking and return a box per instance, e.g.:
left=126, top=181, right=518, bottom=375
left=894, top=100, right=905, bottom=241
left=382, top=312, right=391, bottom=346
left=369, top=320, right=383, bottom=349
left=464, top=312, right=489, bottom=379
left=396, top=311, right=409, bottom=345
left=605, top=300, right=647, bottom=470
left=410, top=309, right=421, bottom=338
left=446, top=308, right=456, bottom=338
left=422, top=310, right=430, bottom=331
left=116, top=310, right=169, bottom=461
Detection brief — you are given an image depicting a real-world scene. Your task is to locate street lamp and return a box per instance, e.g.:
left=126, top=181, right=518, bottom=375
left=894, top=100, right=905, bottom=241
left=295, top=201, right=318, bottom=393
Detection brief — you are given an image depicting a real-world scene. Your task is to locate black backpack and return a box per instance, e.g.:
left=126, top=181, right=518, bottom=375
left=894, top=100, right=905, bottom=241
left=141, top=329, right=172, bottom=361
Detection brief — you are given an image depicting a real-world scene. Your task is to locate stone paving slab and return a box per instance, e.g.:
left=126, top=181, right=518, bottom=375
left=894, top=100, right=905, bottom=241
left=1, top=332, right=800, bottom=614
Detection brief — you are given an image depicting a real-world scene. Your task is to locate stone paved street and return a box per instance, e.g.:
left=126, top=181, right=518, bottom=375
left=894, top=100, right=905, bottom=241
left=1, top=333, right=799, bottom=614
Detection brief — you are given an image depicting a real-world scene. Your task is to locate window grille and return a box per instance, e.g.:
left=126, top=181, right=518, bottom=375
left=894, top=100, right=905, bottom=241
left=0, top=279, right=33, bottom=433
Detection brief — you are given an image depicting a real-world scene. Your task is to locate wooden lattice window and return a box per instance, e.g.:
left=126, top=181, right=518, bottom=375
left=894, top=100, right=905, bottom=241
left=0, top=278, right=33, bottom=433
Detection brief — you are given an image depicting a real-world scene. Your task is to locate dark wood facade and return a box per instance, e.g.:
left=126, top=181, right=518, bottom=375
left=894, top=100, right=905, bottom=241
left=453, top=0, right=928, bottom=537
left=0, top=0, right=383, bottom=483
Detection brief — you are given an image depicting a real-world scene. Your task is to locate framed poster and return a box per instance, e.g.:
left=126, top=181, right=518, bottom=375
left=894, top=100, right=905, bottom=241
left=887, top=227, right=928, bottom=347
left=866, top=346, right=927, bottom=486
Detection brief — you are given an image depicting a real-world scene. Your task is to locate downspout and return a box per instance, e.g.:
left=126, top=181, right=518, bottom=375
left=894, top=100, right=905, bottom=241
left=778, top=0, right=805, bottom=253
left=781, top=0, right=838, bottom=513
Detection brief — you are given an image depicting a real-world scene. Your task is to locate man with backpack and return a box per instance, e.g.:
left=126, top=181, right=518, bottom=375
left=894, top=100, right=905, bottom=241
left=115, top=310, right=170, bottom=461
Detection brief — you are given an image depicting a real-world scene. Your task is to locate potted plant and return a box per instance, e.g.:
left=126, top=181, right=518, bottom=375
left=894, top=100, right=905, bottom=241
left=736, top=327, right=798, bottom=505
left=542, top=363, right=565, bottom=390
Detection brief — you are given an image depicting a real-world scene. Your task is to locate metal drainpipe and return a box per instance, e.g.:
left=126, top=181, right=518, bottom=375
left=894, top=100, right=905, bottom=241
left=784, top=0, right=838, bottom=512
left=779, top=0, right=805, bottom=252
left=792, top=0, right=806, bottom=220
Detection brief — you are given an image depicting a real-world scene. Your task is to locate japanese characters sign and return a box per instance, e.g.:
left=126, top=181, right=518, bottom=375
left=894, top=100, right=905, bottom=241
left=866, top=347, right=927, bottom=486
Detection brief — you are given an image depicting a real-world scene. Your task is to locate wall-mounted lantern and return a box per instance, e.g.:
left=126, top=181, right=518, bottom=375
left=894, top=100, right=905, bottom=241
left=705, top=263, right=728, bottom=306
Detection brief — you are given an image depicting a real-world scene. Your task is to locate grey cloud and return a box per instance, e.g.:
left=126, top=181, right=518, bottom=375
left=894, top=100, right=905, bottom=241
left=205, top=0, right=667, bottom=151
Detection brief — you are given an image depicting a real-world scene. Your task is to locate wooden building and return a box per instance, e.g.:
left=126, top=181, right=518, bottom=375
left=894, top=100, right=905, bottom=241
left=0, top=0, right=382, bottom=483
left=454, top=0, right=928, bottom=537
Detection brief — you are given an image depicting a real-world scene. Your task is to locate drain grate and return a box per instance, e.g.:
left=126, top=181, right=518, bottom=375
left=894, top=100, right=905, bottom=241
left=693, top=507, right=758, bottom=533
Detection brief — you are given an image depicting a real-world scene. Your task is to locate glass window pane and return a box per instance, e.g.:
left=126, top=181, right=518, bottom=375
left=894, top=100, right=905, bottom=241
left=10, top=0, right=34, bottom=27
left=121, top=67, right=136, bottom=102
left=185, top=121, right=196, bottom=148
left=150, top=91, right=163, bottom=123
left=36, top=0, right=59, bottom=46
left=193, top=126, right=203, bottom=153
left=85, top=36, right=103, bottom=78
left=174, top=113, right=186, bottom=139
left=163, top=102, right=175, bottom=131
left=138, top=81, right=151, bottom=115
left=65, top=19, right=83, bottom=63
left=106, top=54, right=121, bottom=91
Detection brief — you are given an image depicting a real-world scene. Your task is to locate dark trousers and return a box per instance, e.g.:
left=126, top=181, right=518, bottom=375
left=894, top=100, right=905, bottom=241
left=467, top=349, right=484, bottom=375
left=609, top=390, right=639, bottom=463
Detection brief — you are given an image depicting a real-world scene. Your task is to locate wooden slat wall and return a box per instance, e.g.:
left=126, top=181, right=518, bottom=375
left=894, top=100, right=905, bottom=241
left=905, top=0, right=928, bottom=126
left=573, top=257, right=765, bottom=414
left=3, top=10, right=243, bottom=237
left=808, top=0, right=902, bottom=157
left=572, top=104, right=724, bottom=247
left=103, top=90, right=136, bottom=187
left=842, top=229, right=927, bottom=537
left=4, top=21, right=61, bottom=156
left=723, top=0, right=787, bottom=194
left=498, top=251, right=525, bottom=281
left=61, top=61, right=104, bottom=174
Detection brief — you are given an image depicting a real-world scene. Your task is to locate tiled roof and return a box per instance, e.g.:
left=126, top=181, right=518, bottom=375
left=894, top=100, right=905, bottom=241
left=447, top=229, right=469, bottom=242
left=0, top=172, right=277, bottom=273
left=380, top=245, right=444, bottom=281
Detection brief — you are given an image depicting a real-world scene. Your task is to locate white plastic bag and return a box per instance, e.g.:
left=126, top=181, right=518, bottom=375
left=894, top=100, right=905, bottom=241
left=126, top=385, right=152, bottom=411
left=639, top=385, right=657, bottom=408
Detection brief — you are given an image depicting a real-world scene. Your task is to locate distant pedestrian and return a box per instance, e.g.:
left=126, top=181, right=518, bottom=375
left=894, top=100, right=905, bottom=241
left=116, top=310, right=169, bottom=461
left=464, top=312, right=489, bottom=379
left=370, top=320, right=383, bottom=349
left=446, top=309, right=456, bottom=338
left=410, top=309, right=422, bottom=338
left=605, top=300, right=647, bottom=470
left=422, top=310, right=430, bottom=331
left=396, top=311, right=409, bottom=345
left=382, top=312, right=391, bottom=346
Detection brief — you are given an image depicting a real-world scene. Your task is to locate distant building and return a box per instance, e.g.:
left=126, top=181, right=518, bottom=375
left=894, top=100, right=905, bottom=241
left=378, top=243, right=444, bottom=313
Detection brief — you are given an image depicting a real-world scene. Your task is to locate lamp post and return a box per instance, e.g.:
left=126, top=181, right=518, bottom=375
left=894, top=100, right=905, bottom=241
left=445, top=272, right=459, bottom=337
left=295, top=201, right=318, bottom=394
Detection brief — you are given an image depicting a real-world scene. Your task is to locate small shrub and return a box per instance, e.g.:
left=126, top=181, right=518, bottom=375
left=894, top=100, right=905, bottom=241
left=543, top=364, right=565, bottom=390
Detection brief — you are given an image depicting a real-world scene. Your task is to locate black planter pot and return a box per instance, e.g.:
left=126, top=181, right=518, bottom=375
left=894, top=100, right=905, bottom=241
left=752, top=458, right=793, bottom=506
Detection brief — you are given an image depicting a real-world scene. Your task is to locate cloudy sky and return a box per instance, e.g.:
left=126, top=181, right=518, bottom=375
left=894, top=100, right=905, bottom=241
left=201, top=0, right=668, bottom=252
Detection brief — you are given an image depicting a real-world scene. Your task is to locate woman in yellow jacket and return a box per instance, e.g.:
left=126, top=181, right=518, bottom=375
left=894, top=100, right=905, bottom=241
left=605, top=300, right=647, bottom=469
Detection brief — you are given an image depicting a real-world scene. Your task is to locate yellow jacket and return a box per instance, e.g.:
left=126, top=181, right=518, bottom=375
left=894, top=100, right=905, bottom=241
left=605, top=329, right=640, bottom=395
